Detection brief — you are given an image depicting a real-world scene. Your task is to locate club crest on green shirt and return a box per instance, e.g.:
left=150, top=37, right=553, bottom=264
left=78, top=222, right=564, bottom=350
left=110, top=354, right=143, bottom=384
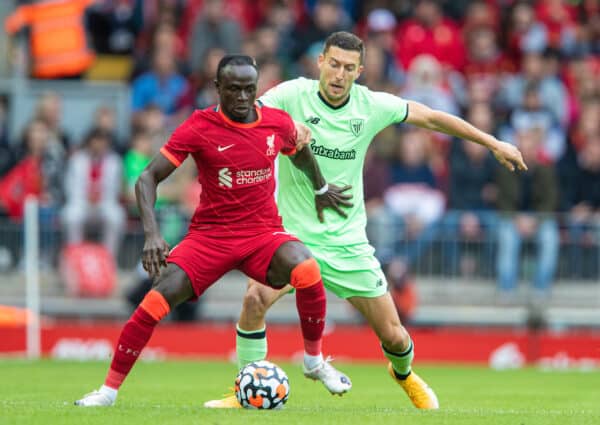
left=350, top=118, right=364, bottom=136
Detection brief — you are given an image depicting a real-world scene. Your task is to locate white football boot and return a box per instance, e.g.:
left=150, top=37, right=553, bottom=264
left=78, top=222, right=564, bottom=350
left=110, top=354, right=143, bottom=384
left=303, top=357, right=352, bottom=395
left=74, top=390, right=115, bottom=407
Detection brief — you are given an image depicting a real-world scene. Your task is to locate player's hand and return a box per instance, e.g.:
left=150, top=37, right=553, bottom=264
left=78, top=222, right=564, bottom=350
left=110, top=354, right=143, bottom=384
left=141, top=234, right=170, bottom=278
left=315, top=183, right=353, bottom=222
left=491, top=140, right=528, bottom=172
left=294, top=121, right=312, bottom=151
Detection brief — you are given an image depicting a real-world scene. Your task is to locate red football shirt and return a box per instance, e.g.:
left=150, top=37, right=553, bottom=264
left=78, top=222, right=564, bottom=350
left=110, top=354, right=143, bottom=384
left=160, top=104, right=297, bottom=234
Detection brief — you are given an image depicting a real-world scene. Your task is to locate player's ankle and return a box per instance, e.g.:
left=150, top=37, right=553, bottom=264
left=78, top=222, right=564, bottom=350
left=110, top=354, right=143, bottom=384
left=99, top=385, right=118, bottom=402
left=304, top=352, right=324, bottom=370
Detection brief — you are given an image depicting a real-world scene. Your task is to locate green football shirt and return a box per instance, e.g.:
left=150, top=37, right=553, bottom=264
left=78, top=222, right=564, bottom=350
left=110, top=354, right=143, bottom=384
left=260, top=77, right=408, bottom=248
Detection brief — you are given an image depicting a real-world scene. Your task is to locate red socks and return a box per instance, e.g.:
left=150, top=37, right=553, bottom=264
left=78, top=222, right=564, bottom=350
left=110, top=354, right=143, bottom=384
left=290, top=258, right=327, bottom=355
left=104, top=290, right=170, bottom=389
left=104, top=257, right=326, bottom=390
left=295, top=281, right=326, bottom=355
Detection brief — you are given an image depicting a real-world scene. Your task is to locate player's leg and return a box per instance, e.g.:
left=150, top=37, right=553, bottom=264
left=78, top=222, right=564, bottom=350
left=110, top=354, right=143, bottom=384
left=267, top=241, right=352, bottom=395
left=348, top=293, right=439, bottom=409
left=203, top=280, right=292, bottom=408
left=236, top=279, right=293, bottom=369
left=206, top=234, right=350, bottom=409
left=75, top=264, right=194, bottom=406
left=309, top=242, right=437, bottom=408
left=77, top=232, right=230, bottom=407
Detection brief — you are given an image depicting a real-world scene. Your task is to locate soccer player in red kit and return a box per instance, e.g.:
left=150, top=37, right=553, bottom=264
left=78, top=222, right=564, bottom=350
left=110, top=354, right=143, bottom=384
left=75, top=55, right=353, bottom=406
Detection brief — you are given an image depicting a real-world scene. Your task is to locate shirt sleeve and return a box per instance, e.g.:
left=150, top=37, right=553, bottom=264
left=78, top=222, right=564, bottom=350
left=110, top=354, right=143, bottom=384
left=279, top=113, right=298, bottom=156
left=160, top=113, right=200, bottom=167
left=259, top=79, right=300, bottom=110
left=371, top=91, right=409, bottom=128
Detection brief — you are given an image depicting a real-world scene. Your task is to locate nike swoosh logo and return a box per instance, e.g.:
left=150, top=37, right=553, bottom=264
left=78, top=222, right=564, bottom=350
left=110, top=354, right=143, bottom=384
left=217, top=144, right=235, bottom=152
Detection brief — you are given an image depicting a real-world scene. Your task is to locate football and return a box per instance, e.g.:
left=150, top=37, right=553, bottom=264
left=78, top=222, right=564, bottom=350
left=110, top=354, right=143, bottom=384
left=235, top=360, right=290, bottom=409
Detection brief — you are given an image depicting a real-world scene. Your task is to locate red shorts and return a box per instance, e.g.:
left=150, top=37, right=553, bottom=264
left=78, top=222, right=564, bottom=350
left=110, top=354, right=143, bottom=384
left=166, top=228, right=299, bottom=298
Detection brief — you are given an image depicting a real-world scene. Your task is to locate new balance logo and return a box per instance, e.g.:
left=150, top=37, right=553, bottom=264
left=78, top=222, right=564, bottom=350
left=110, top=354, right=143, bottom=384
left=218, top=167, right=232, bottom=188
left=217, top=144, right=235, bottom=152
left=305, top=116, right=321, bottom=125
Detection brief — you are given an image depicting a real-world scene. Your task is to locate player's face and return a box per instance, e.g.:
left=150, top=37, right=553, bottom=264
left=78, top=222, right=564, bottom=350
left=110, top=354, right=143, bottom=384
left=216, top=65, right=258, bottom=121
left=317, top=46, right=363, bottom=106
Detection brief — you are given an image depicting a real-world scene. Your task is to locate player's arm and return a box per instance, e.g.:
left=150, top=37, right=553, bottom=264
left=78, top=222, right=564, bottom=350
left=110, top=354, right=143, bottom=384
left=404, top=100, right=528, bottom=172
left=289, top=121, right=353, bottom=223
left=135, top=154, right=178, bottom=278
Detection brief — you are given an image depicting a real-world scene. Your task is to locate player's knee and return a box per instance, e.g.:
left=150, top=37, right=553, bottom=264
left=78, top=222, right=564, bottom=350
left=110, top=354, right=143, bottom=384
left=380, top=324, right=410, bottom=352
left=290, top=257, right=321, bottom=289
left=242, top=288, right=269, bottom=318
left=151, top=264, right=194, bottom=309
left=139, top=289, right=171, bottom=322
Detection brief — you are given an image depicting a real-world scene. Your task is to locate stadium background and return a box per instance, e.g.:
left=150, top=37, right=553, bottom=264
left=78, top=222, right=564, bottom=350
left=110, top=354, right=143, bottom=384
left=0, top=0, right=600, bottom=370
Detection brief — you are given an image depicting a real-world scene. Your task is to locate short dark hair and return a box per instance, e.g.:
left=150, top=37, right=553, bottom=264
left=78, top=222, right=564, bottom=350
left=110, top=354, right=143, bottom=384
left=323, top=31, right=365, bottom=64
left=216, top=55, right=258, bottom=81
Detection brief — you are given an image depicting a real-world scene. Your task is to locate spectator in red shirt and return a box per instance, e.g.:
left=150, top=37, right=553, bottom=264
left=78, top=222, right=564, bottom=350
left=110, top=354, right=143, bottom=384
left=535, top=0, right=578, bottom=54
left=0, top=120, right=47, bottom=220
left=395, top=0, right=465, bottom=72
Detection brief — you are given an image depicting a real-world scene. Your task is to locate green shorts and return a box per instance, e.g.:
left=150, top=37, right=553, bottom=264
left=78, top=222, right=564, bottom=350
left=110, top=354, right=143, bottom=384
left=305, top=242, right=388, bottom=299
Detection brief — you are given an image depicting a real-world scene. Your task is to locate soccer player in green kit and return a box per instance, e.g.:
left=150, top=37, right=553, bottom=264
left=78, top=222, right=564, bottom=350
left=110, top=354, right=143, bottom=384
left=205, top=32, right=527, bottom=409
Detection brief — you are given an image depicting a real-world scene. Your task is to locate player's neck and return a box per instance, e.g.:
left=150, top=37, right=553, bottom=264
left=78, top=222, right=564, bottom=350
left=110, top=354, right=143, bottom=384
left=219, top=105, right=259, bottom=125
left=228, top=111, right=257, bottom=124
left=317, top=89, right=350, bottom=110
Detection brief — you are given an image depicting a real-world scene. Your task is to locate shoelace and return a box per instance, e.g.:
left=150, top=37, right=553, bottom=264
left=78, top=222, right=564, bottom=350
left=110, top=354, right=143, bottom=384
left=310, top=355, right=335, bottom=372
left=77, top=390, right=112, bottom=405
left=412, top=390, right=432, bottom=405
left=81, top=390, right=101, bottom=398
left=403, top=378, right=431, bottom=402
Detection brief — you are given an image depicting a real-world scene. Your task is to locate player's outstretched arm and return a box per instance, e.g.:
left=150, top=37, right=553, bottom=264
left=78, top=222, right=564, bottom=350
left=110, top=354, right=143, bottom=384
left=135, top=154, right=177, bottom=278
left=404, top=100, right=528, bottom=172
left=289, top=123, right=353, bottom=222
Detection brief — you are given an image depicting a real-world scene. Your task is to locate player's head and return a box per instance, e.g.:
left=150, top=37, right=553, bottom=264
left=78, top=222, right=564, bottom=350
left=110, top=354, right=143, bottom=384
left=215, top=55, right=259, bottom=121
left=318, top=31, right=364, bottom=106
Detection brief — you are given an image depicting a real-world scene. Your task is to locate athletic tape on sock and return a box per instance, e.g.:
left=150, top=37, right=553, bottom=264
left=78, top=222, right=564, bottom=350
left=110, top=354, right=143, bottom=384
left=139, top=289, right=171, bottom=321
left=290, top=258, right=321, bottom=289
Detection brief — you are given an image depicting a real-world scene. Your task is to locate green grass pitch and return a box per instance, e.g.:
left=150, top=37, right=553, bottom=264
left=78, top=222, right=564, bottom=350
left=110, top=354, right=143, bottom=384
left=1, top=359, right=598, bottom=425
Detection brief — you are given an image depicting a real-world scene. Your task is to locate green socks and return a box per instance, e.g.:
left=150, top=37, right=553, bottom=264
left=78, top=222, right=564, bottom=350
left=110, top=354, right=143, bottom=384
left=236, top=325, right=414, bottom=380
left=236, top=325, right=268, bottom=370
left=382, top=339, right=414, bottom=379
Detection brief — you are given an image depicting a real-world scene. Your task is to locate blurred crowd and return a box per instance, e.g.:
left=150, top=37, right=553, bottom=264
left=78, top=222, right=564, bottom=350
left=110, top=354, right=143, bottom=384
left=0, top=0, right=599, bottom=300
